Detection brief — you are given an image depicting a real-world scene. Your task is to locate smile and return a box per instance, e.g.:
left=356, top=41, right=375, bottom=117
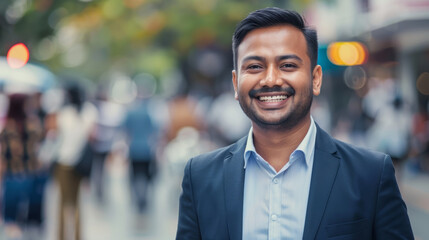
left=258, top=95, right=288, bottom=102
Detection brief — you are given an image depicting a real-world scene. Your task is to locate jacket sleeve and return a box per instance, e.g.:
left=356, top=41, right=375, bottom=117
left=373, top=155, right=414, bottom=239
left=176, top=158, right=202, bottom=240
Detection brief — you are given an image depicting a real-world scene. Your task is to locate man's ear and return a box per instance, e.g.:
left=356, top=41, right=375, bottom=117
left=232, top=70, right=238, bottom=100
left=312, top=65, right=323, bottom=96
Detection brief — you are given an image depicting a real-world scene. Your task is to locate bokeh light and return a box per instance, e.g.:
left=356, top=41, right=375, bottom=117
left=133, top=73, right=157, bottom=98
left=344, top=66, right=367, bottom=90
left=110, top=75, right=138, bottom=104
left=327, top=42, right=368, bottom=66
left=7, top=43, right=29, bottom=68
left=416, top=72, right=429, bottom=95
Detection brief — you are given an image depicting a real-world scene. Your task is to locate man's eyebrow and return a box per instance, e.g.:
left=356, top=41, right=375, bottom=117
left=278, top=54, right=303, bottom=62
left=241, top=56, right=265, bottom=64
left=241, top=55, right=303, bottom=65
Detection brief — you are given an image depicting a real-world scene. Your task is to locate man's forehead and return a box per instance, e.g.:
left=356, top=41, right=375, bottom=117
left=237, top=25, right=308, bottom=62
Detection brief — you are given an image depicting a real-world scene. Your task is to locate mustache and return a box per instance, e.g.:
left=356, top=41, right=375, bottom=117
left=249, top=86, right=295, bottom=98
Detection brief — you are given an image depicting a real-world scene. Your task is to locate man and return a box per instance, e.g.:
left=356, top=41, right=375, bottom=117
left=176, top=7, right=413, bottom=240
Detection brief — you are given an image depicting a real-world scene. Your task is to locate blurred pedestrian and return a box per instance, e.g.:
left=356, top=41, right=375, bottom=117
left=367, top=95, right=412, bottom=180
left=91, top=87, right=125, bottom=204
left=166, top=94, right=202, bottom=142
left=53, top=81, right=97, bottom=240
left=176, top=7, right=413, bottom=239
left=0, top=94, right=43, bottom=238
left=122, top=78, right=160, bottom=213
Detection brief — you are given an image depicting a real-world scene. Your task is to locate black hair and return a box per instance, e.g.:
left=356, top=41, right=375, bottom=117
left=232, top=7, right=318, bottom=71
left=67, top=83, right=84, bottom=111
left=61, top=76, right=85, bottom=112
left=7, top=94, right=27, bottom=123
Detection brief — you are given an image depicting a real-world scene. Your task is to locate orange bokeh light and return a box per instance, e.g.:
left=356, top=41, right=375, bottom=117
left=7, top=43, right=30, bottom=69
left=327, top=42, right=368, bottom=66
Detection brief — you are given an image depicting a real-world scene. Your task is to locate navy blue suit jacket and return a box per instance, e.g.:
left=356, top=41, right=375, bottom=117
left=176, top=125, right=413, bottom=239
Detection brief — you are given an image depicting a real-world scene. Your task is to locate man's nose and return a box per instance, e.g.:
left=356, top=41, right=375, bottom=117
left=259, top=66, right=282, bottom=87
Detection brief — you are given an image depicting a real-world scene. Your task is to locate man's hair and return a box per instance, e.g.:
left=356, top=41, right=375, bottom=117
left=232, top=7, right=318, bottom=71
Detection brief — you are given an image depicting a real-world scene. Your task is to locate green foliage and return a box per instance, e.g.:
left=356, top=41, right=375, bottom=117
left=0, top=0, right=311, bottom=82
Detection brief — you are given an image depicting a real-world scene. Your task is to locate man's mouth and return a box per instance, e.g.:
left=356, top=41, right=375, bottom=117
left=258, top=95, right=288, bottom=102
left=249, top=86, right=295, bottom=103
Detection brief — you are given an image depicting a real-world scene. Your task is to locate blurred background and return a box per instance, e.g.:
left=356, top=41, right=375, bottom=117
left=0, top=0, right=428, bottom=239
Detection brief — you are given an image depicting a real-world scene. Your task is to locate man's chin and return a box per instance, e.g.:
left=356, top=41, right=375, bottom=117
left=252, top=117, right=292, bottom=130
left=251, top=112, right=310, bottom=131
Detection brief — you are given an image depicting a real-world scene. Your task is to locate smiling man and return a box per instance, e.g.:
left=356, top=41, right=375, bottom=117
left=176, top=7, right=413, bottom=240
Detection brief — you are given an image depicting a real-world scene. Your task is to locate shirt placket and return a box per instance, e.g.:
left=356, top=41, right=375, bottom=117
left=268, top=172, right=282, bottom=240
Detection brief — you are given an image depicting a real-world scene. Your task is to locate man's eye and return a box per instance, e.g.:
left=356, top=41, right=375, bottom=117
left=281, top=63, right=296, bottom=68
left=247, top=65, right=262, bottom=69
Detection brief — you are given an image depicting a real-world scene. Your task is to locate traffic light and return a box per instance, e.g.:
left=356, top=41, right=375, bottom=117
left=327, top=41, right=368, bottom=66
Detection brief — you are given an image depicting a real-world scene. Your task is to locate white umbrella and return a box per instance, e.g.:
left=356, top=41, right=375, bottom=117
left=0, top=56, right=56, bottom=93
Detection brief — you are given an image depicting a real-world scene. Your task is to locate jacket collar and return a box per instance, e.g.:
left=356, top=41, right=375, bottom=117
left=224, top=136, right=247, bottom=240
left=303, top=124, right=340, bottom=240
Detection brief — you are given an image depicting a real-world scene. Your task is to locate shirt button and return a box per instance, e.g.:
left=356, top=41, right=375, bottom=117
left=271, top=214, right=278, bottom=221
left=273, top=178, right=279, bottom=184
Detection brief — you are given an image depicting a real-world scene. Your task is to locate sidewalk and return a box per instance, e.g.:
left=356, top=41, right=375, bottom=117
left=76, top=157, right=179, bottom=240
left=401, top=166, right=429, bottom=240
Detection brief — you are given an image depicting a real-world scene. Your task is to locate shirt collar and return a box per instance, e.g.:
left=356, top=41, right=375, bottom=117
left=244, top=117, right=317, bottom=169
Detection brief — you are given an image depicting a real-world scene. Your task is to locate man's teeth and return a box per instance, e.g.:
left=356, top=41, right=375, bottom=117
left=259, top=95, right=288, bottom=102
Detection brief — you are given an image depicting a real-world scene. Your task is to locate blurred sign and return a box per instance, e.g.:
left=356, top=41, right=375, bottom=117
left=371, top=0, right=429, bottom=26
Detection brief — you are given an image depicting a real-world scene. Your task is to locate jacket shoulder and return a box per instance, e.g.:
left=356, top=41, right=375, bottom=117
left=333, top=138, right=388, bottom=164
left=331, top=138, right=391, bottom=181
left=188, top=137, right=245, bottom=170
left=316, top=125, right=389, bottom=167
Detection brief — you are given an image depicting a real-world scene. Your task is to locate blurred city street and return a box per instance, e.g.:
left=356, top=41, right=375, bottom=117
left=44, top=155, right=180, bottom=240
left=0, top=153, right=181, bottom=240
left=1, top=0, right=429, bottom=239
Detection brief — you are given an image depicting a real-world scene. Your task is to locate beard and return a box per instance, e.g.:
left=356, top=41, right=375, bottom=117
left=237, top=84, right=313, bottom=131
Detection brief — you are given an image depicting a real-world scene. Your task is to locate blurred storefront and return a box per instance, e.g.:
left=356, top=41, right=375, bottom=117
left=308, top=0, right=429, bottom=125
left=365, top=0, right=429, bottom=111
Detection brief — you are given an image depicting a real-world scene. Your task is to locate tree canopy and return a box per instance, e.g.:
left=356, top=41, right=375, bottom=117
left=1, top=0, right=313, bottom=94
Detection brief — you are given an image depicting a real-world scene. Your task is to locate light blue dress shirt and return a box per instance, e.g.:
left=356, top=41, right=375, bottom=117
left=242, top=118, right=317, bottom=240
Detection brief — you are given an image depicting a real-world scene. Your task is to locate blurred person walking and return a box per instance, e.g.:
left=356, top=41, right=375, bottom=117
left=166, top=94, right=202, bottom=143
left=176, top=7, right=413, bottom=240
left=0, top=94, right=44, bottom=238
left=123, top=78, right=160, bottom=213
left=367, top=95, right=412, bottom=180
left=53, top=81, right=97, bottom=240
left=91, top=87, right=125, bottom=204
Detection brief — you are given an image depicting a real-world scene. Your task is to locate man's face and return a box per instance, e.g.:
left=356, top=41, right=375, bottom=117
left=232, top=25, right=322, bottom=130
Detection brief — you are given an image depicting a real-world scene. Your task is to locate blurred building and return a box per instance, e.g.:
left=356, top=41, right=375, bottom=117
left=307, top=0, right=429, bottom=124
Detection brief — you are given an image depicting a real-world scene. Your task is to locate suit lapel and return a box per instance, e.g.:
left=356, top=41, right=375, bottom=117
left=223, top=137, right=246, bottom=240
left=303, top=126, right=340, bottom=240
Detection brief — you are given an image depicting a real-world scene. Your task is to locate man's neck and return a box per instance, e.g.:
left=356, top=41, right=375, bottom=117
left=252, top=116, right=312, bottom=172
